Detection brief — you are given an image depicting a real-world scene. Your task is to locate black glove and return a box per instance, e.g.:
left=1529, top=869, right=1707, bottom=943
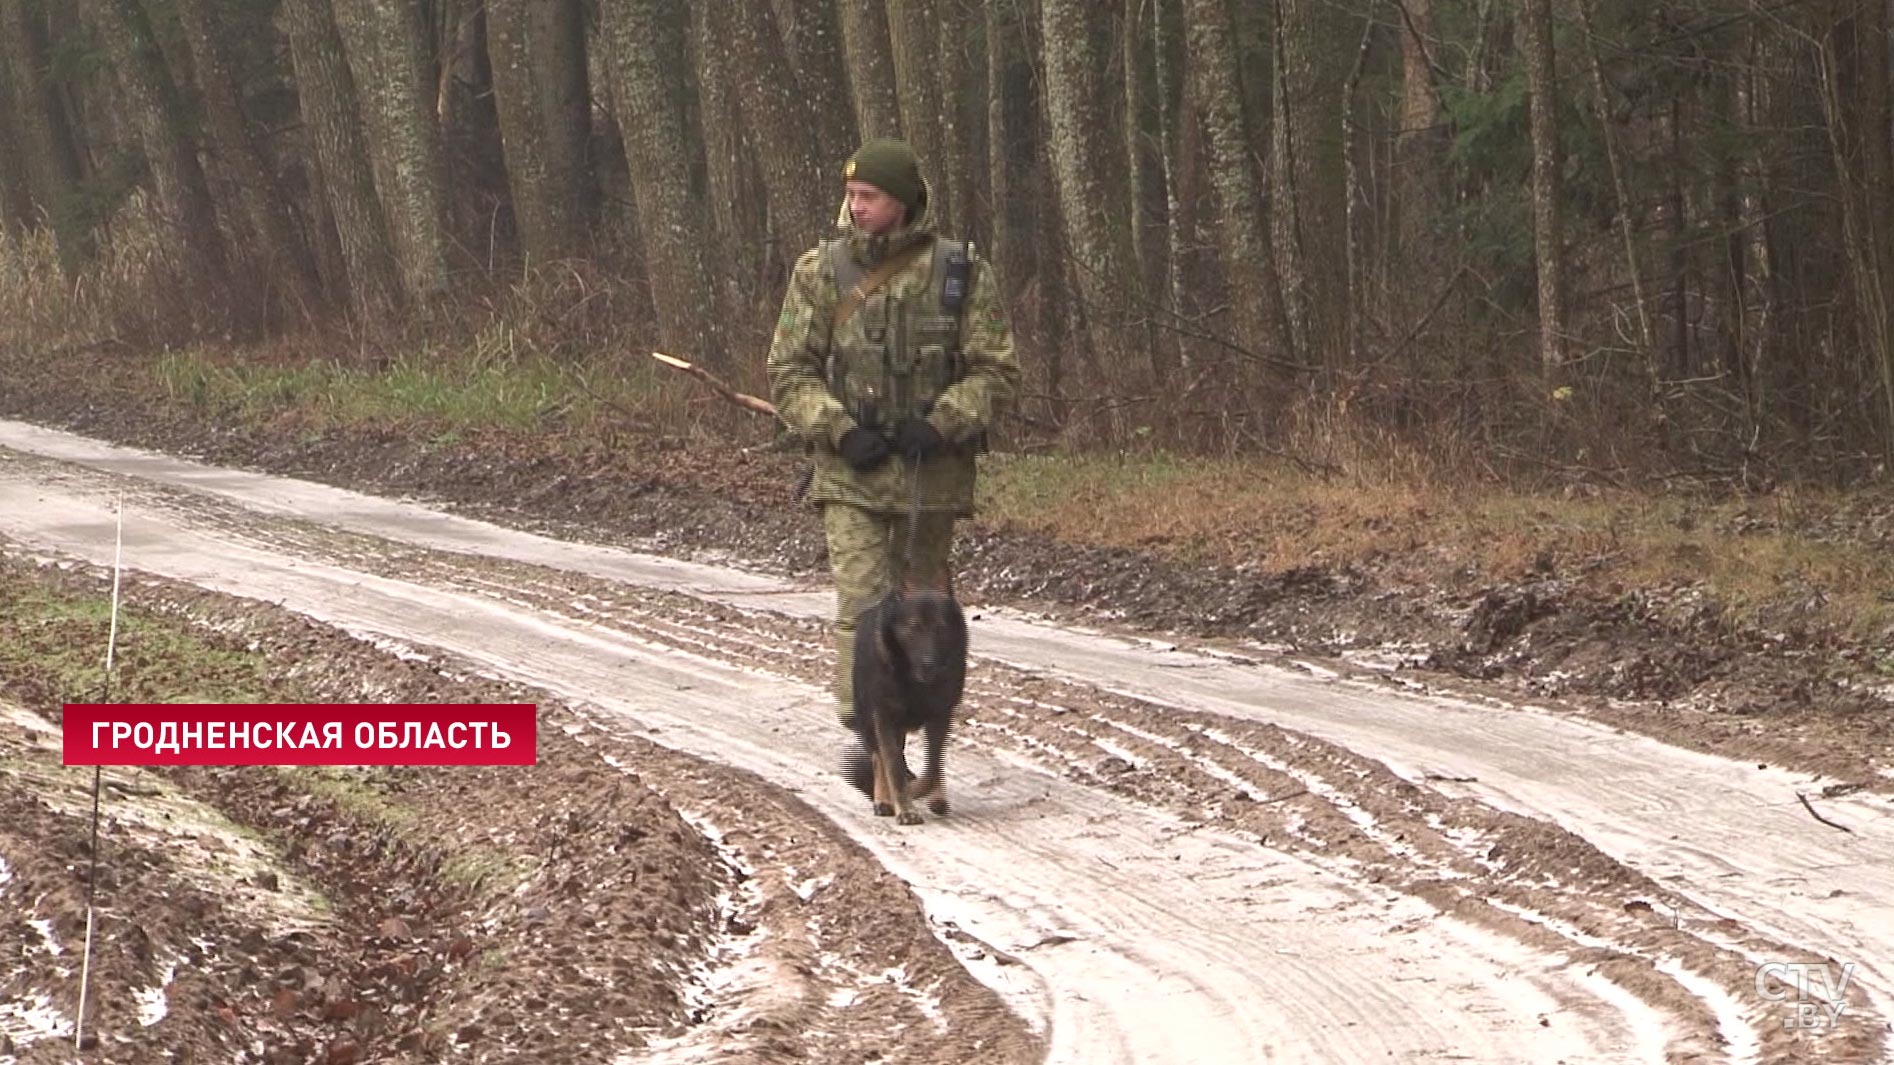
left=891, top=417, right=947, bottom=459
left=837, top=426, right=891, bottom=471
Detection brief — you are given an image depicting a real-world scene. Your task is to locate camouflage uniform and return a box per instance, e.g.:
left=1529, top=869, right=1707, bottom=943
left=767, top=152, right=1019, bottom=728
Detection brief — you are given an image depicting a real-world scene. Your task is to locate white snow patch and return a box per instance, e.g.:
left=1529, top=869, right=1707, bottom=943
left=880, top=965, right=947, bottom=1031
left=1089, top=716, right=1266, bottom=801
left=1339, top=643, right=1432, bottom=672
left=1085, top=735, right=1150, bottom=772
left=27, top=919, right=61, bottom=956
left=791, top=873, right=832, bottom=902
left=1654, top=955, right=1762, bottom=1065
left=2, top=705, right=59, bottom=735
left=135, top=957, right=179, bottom=1026
left=1483, top=896, right=1766, bottom=1063
left=362, top=634, right=433, bottom=663
left=0, top=994, right=73, bottom=1058
left=588, top=756, right=776, bottom=1065
left=1116, top=718, right=1456, bottom=876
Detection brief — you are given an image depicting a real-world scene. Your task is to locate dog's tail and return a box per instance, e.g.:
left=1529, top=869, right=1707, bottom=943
left=839, top=736, right=915, bottom=798
left=841, top=737, right=875, bottom=798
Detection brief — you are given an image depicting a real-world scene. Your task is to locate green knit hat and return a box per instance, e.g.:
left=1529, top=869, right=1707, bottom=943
left=843, top=137, right=923, bottom=212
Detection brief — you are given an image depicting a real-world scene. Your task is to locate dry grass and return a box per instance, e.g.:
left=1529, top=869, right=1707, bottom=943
left=977, top=445, right=1894, bottom=638
left=152, top=337, right=718, bottom=447
left=0, top=192, right=193, bottom=353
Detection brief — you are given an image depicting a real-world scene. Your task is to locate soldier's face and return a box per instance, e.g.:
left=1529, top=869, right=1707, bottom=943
left=846, top=180, right=905, bottom=236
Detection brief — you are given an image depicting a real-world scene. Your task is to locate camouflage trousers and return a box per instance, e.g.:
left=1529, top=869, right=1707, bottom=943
left=823, top=502, right=957, bottom=728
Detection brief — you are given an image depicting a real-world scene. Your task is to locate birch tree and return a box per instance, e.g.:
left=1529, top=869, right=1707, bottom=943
left=1520, top=0, right=1568, bottom=373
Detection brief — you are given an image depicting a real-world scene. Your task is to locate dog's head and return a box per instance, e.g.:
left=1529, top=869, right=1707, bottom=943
left=877, top=581, right=968, bottom=687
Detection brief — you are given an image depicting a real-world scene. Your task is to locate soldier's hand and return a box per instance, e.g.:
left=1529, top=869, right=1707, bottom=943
left=838, top=426, right=892, bottom=470
left=891, top=417, right=946, bottom=459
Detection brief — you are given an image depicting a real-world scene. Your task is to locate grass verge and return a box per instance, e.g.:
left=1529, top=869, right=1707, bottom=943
left=976, top=449, right=1894, bottom=638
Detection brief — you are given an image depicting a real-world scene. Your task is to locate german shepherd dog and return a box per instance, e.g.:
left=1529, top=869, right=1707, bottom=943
left=843, top=581, right=968, bottom=825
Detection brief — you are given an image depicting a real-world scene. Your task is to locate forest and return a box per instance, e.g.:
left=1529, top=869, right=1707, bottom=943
left=3, top=0, right=1893, bottom=484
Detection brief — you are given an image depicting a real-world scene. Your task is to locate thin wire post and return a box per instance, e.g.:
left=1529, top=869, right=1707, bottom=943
left=75, top=493, right=123, bottom=1051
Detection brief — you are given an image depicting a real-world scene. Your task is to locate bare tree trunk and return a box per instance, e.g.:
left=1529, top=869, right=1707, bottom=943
left=333, top=0, right=452, bottom=301
left=1817, top=8, right=1894, bottom=455
left=599, top=0, right=725, bottom=369
left=887, top=0, right=949, bottom=229
left=433, top=0, right=484, bottom=137
left=1123, top=0, right=1168, bottom=396
left=530, top=0, right=594, bottom=227
left=985, top=0, right=1033, bottom=306
left=1714, top=80, right=1748, bottom=403
left=727, top=1, right=827, bottom=265
left=1124, top=0, right=1160, bottom=294
left=1185, top=0, right=1276, bottom=370
left=1340, top=16, right=1373, bottom=366
left=1149, top=0, right=1190, bottom=382
left=1227, top=0, right=1272, bottom=165
left=488, top=0, right=591, bottom=266
left=1036, top=140, right=1073, bottom=433
left=84, top=0, right=232, bottom=305
left=1734, top=14, right=1778, bottom=425
left=0, top=50, right=33, bottom=236
left=1857, top=0, right=1894, bottom=451
left=1395, top=0, right=1439, bottom=154
left=1468, top=0, right=1506, bottom=93
left=942, top=2, right=986, bottom=243
left=1042, top=0, right=1140, bottom=424
left=175, top=0, right=323, bottom=320
left=775, top=0, right=859, bottom=165
left=0, top=0, right=85, bottom=253
left=282, top=0, right=402, bottom=315
left=838, top=0, right=902, bottom=138
left=1269, top=10, right=1310, bottom=369
left=1520, top=0, right=1567, bottom=374
left=488, top=0, right=555, bottom=265
left=1393, top=0, right=1443, bottom=274
left=691, top=2, right=758, bottom=248
left=1574, top=0, right=1654, bottom=379
left=1664, top=98, right=1689, bottom=377
left=1274, top=0, right=1349, bottom=372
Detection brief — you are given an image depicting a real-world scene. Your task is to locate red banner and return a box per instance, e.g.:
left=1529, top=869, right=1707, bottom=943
left=62, top=703, right=538, bottom=766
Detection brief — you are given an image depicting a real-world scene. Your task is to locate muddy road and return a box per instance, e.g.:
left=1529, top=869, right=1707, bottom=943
left=2, top=419, right=1891, bottom=1064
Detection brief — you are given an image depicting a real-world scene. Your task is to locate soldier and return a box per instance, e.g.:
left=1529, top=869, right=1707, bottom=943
left=766, top=137, right=1020, bottom=730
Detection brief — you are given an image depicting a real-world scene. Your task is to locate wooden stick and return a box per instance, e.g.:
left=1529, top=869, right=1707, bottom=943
left=1795, top=791, right=1854, bottom=834
left=649, top=351, right=778, bottom=418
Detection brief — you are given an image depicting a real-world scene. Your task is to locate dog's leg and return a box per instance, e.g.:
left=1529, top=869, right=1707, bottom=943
left=869, top=741, right=896, bottom=818
left=912, top=712, right=951, bottom=817
left=878, top=721, right=922, bottom=825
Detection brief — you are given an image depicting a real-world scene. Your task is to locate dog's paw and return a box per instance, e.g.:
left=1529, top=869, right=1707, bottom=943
left=872, top=802, right=896, bottom=818
left=896, top=807, right=925, bottom=826
left=927, top=796, right=949, bottom=817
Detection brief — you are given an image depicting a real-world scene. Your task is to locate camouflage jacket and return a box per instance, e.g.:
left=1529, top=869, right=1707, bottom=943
left=766, top=186, right=1019, bottom=517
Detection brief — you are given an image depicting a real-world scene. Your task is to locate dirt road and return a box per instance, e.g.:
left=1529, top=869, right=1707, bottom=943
left=2, top=419, right=1890, bottom=1064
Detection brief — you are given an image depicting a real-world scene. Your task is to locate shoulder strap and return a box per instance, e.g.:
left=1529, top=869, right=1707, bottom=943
left=833, top=239, right=929, bottom=330
left=822, top=238, right=858, bottom=301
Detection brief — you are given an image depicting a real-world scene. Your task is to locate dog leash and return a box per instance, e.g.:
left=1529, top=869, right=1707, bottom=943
left=894, top=443, right=926, bottom=587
